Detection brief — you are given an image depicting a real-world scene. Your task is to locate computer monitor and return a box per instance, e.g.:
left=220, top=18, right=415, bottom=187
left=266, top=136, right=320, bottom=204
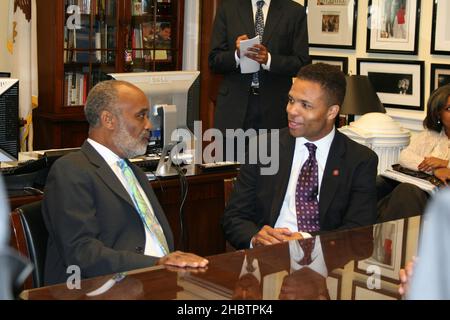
left=0, top=79, right=19, bottom=161
left=108, top=71, right=200, bottom=151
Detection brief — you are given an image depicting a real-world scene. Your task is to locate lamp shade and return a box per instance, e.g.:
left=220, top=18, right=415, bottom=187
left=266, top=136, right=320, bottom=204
left=340, top=75, right=386, bottom=115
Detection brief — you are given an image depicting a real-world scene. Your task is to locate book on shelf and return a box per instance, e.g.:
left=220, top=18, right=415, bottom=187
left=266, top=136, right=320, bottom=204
left=64, top=72, right=89, bottom=106
left=96, top=0, right=116, bottom=16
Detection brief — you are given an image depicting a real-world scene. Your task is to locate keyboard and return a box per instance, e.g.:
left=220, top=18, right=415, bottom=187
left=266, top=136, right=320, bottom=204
left=132, top=158, right=160, bottom=172
left=0, top=159, right=45, bottom=176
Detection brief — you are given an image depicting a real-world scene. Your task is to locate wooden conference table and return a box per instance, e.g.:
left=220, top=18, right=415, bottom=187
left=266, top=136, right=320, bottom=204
left=20, top=215, right=421, bottom=300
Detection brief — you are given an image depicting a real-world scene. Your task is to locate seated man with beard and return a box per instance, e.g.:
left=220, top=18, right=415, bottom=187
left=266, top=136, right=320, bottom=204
left=43, top=81, right=208, bottom=285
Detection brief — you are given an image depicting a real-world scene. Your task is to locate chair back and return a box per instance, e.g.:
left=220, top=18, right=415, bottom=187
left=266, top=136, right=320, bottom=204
left=223, top=178, right=237, bottom=252
left=223, top=178, right=236, bottom=207
left=10, top=201, right=47, bottom=289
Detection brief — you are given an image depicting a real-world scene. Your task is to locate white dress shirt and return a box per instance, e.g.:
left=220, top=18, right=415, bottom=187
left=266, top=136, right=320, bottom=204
left=234, top=0, right=272, bottom=71
left=275, top=129, right=336, bottom=234
left=87, top=139, right=165, bottom=258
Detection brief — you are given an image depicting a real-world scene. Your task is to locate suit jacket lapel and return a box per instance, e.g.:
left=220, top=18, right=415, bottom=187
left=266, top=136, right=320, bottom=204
left=270, top=130, right=295, bottom=224
left=239, top=0, right=256, bottom=38
left=263, top=0, right=284, bottom=44
left=81, top=141, right=135, bottom=209
left=319, top=131, right=345, bottom=224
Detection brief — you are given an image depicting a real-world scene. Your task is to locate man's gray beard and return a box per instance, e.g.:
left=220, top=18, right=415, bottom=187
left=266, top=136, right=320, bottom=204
left=114, top=120, right=148, bottom=159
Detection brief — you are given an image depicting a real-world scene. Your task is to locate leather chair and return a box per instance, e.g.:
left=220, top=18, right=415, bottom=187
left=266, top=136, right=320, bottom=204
left=10, top=201, right=47, bottom=289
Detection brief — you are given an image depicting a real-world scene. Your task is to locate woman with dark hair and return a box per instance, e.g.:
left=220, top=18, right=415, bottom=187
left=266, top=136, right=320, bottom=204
left=377, top=84, right=450, bottom=222
left=399, top=84, right=450, bottom=176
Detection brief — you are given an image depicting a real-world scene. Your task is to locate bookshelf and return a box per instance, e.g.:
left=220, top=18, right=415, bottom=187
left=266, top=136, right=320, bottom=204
left=35, top=0, right=184, bottom=149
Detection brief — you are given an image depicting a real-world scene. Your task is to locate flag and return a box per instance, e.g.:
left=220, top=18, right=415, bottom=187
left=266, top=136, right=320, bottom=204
left=7, top=0, right=38, bottom=152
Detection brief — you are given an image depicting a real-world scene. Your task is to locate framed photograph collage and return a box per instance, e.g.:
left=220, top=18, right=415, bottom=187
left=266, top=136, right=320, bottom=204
left=305, top=0, right=448, bottom=112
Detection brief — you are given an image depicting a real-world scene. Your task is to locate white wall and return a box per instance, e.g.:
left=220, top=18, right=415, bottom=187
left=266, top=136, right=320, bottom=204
left=0, top=0, right=12, bottom=73
left=183, top=0, right=200, bottom=71
left=295, top=0, right=450, bottom=132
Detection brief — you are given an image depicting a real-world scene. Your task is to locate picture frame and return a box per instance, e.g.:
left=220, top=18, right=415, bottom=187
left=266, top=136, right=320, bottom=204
left=366, top=0, right=421, bottom=55
left=354, top=219, right=408, bottom=284
left=305, top=0, right=358, bottom=49
left=351, top=281, right=401, bottom=300
left=357, top=58, right=424, bottom=111
left=310, top=55, right=349, bottom=74
left=430, top=64, right=450, bottom=93
left=431, top=0, right=450, bottom=55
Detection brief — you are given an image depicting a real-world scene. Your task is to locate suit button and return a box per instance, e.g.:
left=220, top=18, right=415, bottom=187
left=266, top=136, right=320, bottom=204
left=135, top=246, right=144, bottom=254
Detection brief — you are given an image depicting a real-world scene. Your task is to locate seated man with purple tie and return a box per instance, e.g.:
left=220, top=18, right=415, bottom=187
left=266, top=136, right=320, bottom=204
left=43, top=81, right=208, bottom=286
left=222, top=63, right=378, bottom=249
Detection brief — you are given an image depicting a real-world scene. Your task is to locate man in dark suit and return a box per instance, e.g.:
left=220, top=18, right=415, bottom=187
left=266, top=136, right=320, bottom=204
left=222, top=63, right=378, bottom=250
left=43, top=81, right=208, bottom=285
left=209, top=0, right=310, bottom=134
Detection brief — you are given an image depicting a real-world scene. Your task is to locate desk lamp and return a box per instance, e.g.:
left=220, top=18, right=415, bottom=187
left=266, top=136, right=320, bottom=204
left=338, top=75, right=386, bottom=126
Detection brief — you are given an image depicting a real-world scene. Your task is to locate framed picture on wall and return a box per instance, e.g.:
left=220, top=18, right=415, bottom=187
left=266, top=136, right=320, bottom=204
left=430, top=64, right=450, bottom=93
left=366, top=0, right=421, bottom=55
left=357, top=58, right=424, bottom=111
left=352, top=281, right=400, bottom=300
left=431, top=0, right=450, bottom=55
left=310, top=55, right=349, bottom=74
left=305, top=0, right=358, bottom=49
left=354, top=219, right=408, bottom=284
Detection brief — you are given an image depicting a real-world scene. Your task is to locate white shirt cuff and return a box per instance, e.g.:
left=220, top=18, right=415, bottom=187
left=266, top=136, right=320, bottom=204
left=262, top=52, right=271, bottom=71
left=235, top=50, right=240, bottom=68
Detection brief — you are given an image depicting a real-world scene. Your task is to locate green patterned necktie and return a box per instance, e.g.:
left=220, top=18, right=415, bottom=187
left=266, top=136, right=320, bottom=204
left=118, top=159, right=169, bottom=255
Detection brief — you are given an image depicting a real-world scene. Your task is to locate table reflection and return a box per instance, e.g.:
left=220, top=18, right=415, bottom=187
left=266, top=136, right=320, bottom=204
left=22, top=217, right=422, bottom=300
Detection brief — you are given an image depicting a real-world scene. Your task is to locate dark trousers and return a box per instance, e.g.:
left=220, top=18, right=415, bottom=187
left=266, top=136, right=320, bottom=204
left=377, top=178, right=429, bottom=223
left=243, top=90, right=262, bottom=131
left=222, top=91, right=262, bottom=162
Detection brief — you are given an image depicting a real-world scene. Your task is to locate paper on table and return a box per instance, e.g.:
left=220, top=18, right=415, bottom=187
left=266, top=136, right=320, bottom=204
left=239, top=36, right=260, bottom=74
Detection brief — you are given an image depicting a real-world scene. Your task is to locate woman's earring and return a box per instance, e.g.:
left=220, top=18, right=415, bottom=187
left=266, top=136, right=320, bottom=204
left=438, top=119, right=441, bottom=125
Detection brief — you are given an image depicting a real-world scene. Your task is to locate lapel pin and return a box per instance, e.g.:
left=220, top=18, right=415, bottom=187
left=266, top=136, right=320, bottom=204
left=332, top=169, right=339, bottom=177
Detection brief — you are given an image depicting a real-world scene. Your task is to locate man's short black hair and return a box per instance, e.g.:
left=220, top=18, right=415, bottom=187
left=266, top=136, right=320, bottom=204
left=296, top=63, right=347, bottom=107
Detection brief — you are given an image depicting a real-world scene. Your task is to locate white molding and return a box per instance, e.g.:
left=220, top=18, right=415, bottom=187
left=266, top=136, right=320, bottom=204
left=386, top=108, right=425, bottom=133
left=182, top=0, right=200, bottom=71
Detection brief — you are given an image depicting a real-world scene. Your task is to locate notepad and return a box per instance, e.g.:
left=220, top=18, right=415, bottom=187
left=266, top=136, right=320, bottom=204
left=239, top=36, right=260, bottom=74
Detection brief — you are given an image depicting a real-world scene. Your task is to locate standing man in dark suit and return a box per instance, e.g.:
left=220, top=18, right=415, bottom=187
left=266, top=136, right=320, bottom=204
left=209, top=0, right=310, bottom=135
left=222, top=63, right=378, bottom=250
left=43, top=81, right=208, bottom=285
